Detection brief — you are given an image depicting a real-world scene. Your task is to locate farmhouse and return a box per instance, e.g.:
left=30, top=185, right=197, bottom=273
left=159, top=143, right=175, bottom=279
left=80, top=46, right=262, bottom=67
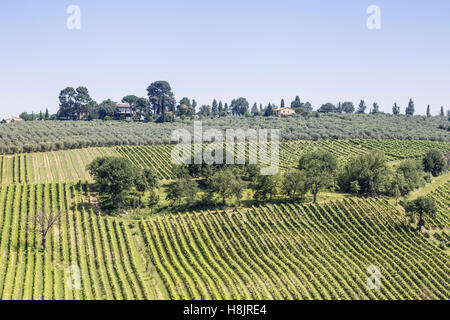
left=116, top=103, right=136, bottom=121
left=274, top=107, right=295, bottom=117
left=5, top=117, right=24, bottom=124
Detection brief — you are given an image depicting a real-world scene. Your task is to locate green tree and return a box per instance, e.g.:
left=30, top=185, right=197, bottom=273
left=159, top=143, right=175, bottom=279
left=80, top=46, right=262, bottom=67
left=253, top=173, right=280, bottom=201
left=357, top=100, right=367, bottom=114
left=338, top=151, right=391, bottom=196
left=423, top=149, right=446, bottom=177
left=318, top=103, right=337, bottom=113
left=166, top=177, right=200, bottom=207
left=264, top=104, right=274, bottom=117
left=212, top=99, right=219, bottom=117
left=206, top=169, right=235, bottom=204
left=392, top=103, right=400, bottom=115
left=122, top=95, right=139, bottom=109
left=198, top=105, right=212, bottom=118
left=135, top=97, right=151, bottom=120
left=395, top=159, right=425, bottom=196
left=176, top=97, right=195, bottom=119
left=97, top=99, right=117, bottom=119
left=282, top=169, right=307, bottom=198
left=134, top=168, right=159, bottom=207
left=298, top=151, right=338, bottom=203
left=57, top=86, right=93, bottom=120
left=403, top=197, right=436, bottom=232
left=231, top=175, right=247, bottom=206
left=88, top=157, right=138, bottom=211
left=146, top=81, right=176, bottom=116
left=371, top=102, right=380, bottom=114
left=405, top=98, right=415, bottom=115
left=426, top=105, right=431, bottom=117
left=342, top=102, right=355, bottom=114
left=230, top=98, right=249, bottom=116
left=251, top=103, right=260, bottom=116
left=280, top=99, right=285, bottom=108
left=440, top=106, right=445, bottom=116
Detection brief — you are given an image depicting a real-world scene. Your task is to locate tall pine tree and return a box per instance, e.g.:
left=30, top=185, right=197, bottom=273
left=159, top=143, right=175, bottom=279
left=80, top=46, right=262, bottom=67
left=392, top=103, right=400, bottom=115
left=405, top=99, right=415, bottom=115
left=357, top=100, right=367, bottom=114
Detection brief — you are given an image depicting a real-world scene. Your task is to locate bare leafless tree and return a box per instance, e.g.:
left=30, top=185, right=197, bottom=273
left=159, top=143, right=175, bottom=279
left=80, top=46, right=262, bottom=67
left=27, top=210, right=66, bottom=250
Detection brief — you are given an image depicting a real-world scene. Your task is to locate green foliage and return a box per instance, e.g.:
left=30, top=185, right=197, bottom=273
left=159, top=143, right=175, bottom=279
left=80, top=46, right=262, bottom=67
left=298, top=150, right=338, bottom=203
left=166, top=177, right=200, bottom=207
left=57, top=86, right=93, bottom=120
left=97, top=99, right=117, bottom=119
left=341, top=102, right=355, bottom=114
left=206, top=169, right=236, bottom=204
left=405, top=98, right=415, bottom=116
left=357, top=100, right=367, bottom=114
left=146, top=81, right=176, bottom=116
left=403, top=196, right=437, bottom=231
left=423, top=149, right=446, bottom=177
left=392, top=103, right=400, bottom=115
left=88, top=157, right=139, bottom=210
left=318, top=103, right=337, bottom=113
left=395, top=159, right=426, bottom=196
left=253, top=173, right=281, bottom=201
left=281, top=169, right=307, bottom=198
left=339, top=151, right=391, bottom=196
left=230, top=98, right=249, bottom=116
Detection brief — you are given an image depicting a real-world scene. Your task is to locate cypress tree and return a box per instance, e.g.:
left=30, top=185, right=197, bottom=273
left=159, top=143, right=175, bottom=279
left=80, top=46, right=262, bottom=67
left=405, top=99, right=415, bottom=115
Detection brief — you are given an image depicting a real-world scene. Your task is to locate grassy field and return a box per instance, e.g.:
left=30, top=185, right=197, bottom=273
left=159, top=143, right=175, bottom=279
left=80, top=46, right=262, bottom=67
left=0, top=139, right=448, bottom=300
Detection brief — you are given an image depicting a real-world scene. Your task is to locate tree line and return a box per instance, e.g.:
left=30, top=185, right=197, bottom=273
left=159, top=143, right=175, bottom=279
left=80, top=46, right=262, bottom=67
left=88, top=148, right=448, bottom=232
left=17, top=81, right=450, bottom=122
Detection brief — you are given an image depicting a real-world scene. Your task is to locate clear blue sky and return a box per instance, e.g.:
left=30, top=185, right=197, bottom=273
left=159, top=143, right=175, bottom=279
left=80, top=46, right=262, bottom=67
left=0, top=0, right=449, bottom=118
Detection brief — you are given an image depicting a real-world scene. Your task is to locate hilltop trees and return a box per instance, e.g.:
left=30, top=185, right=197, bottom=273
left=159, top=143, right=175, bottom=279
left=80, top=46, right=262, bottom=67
left=264, top=104, right=274, bottom=116
left=251, top=103, right=260, bottom=116
left=342, top=102, right=355, bottom=114
left=371, top=102, right=380, bottom=114
left=97, top=99, right=117, bottom=119
left=392, top=103, right=400, bottom=115
left=122, top=95, right=139, bottom=109
left=405, top=99, right=415, bottom=115
left=57, top=86, right=94, bottom=120
left=146, top=81, right=176, bottom=117
left=176, top=97, right=195, bottom=119
left=426, top=105, right=431, bottom=117
left=357, top=100, right=367, bottom=114
left=230, top=98, right=249, bottom=116
left=318, top=103, right=337, bottom=113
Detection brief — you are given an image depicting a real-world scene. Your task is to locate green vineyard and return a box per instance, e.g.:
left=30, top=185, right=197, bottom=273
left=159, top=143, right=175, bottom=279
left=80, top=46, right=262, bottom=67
left=0, top=139, right=448, bottom=300
left=0, top=181, right=448, bottom=300
left=1, top=139, right=449, bottom=183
